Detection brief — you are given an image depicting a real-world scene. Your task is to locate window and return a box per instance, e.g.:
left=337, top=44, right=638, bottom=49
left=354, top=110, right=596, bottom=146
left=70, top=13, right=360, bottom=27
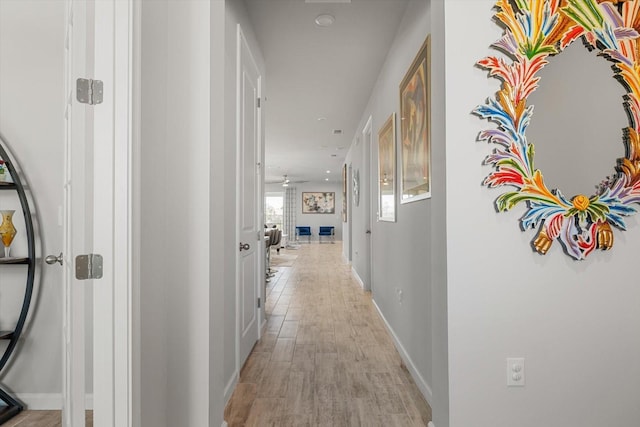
left=265, top=193, right=284, bottom=229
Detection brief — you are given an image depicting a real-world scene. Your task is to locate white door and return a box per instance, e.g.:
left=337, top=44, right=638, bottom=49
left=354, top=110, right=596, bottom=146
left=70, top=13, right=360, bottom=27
left=361, top=117, right=373, bottom=291
left=236, top=25, right=262, bottom=368
left=63, top=1, right=133, bottom=426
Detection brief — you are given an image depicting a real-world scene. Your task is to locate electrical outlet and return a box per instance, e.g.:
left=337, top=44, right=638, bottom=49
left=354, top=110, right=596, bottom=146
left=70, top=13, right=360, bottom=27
left=507, top=357, right=525, bottom=387
left=395, top=288, right=403, bottom=304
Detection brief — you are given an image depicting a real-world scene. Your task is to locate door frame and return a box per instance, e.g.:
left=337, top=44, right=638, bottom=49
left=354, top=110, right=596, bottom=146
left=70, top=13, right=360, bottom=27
left=361, top=116, right=373, bottom=292
left=64, top=0, right=136, bottom=425
left=93, top=1, right=136, bottom=424
left=348, top=163, right=353, bottom=262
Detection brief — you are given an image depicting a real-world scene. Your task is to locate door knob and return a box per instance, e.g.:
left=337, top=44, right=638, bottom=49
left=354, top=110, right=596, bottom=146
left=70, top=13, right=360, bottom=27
left=45, top=252, right=63, bottom=266
left=239, top=243, right=250, bottom=251
left=365, top=230, right=371, bottom=234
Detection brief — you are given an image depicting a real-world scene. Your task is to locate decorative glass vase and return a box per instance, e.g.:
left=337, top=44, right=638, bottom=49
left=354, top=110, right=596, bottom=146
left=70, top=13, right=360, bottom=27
left=0, top=210, right=17, bottom=258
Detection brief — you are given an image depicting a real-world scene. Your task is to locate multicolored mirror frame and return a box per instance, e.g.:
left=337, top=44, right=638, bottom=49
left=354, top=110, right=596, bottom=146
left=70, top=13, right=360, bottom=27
left=476, top=0, right=640, bottom=260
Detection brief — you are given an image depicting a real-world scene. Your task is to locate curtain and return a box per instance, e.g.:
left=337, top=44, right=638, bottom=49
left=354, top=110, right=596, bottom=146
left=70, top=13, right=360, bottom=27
left=283, top=186, right=297, bottom=247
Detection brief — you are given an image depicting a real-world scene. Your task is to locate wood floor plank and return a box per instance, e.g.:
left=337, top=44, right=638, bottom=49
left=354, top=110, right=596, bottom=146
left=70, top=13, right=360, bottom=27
left=278, top=320, right=299, bottom=338
left=239, top=351, right=271, bottom=383
left=291, top=343, right=316, bottom=372
left=224, top=242, right=432, bottom=426
left=314, top=382, right=349, bottom=427
left=284, top=370, right=315, bottom=416
left=224, top=382, right=257, bottom=427
left=3, top=411, right=92, bottom=427
left=266, top=315, right=285, bottom=334
left=348, top=397, right=384, bottom=427
left=256, top=361, right=291, bottom=398
left=244, top=398, right=285, bottom=427
left=369, top=372, right=406, bottom=414
left=271, top=338, right=295, bottom=362
left=252, top=331, right=278, bottom=353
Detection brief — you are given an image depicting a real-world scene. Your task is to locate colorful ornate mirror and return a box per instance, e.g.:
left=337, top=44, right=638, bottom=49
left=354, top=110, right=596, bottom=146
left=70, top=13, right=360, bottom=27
left=476, top=0, right=640, bottom=260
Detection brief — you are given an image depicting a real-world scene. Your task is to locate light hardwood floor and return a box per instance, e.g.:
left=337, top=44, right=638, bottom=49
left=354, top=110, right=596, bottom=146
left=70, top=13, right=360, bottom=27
left=1, top=410, right=92, bottom=426
left=225, top=242, right=432, bottom=427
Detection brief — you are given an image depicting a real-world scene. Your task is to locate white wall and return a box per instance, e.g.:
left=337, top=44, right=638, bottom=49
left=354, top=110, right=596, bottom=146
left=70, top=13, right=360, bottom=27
left=429, top=1, right=449, bottom=426
left=140, top=1, right=169, bottom=424
left=0, top=0, right=64, bottom=406
left=445, top=1, right=640, bottom=426
left=141, top=1, right=265, bottom=424
left=140, top=1, right=216, bottom=425
left=345, top=0, right=434, bottom=406
left=210, top=1, right=227, bottom=426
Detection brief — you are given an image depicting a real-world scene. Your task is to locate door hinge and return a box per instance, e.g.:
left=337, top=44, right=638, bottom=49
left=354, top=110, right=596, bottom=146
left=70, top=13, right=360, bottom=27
left=75, top=254, right=104, bottom=280
left=257, top=97, right=261, bottom=108
left=257, top=297, right=261, bottom=308
left=76, top=78, right=104, bottom=105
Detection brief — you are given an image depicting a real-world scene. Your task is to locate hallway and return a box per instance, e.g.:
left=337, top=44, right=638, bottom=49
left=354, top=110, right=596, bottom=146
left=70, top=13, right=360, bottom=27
left=224, top=242, right=432, bottom=426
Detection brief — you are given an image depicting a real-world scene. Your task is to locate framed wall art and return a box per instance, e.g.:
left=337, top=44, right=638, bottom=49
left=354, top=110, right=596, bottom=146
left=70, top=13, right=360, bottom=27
left=353, top=169, right=360, bottom=207
left=378, top=113, right=396, bottom=221
left=400, top=35, right=431, bottom=203
left=302, top=192, right=335, bottom=214
left=342, top=164, right=348, bottom=222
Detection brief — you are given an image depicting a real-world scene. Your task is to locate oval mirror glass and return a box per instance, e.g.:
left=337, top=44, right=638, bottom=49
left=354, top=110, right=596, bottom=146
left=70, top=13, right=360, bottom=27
left=526, top=41, right=627, bottom=198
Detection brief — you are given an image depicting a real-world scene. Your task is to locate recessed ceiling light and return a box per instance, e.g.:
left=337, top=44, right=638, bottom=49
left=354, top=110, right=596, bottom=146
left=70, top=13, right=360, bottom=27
left=317, top=117, right=327, bottom=121
left=315, top=14, right=335, bottom=27
left=326, top=170, right=331, bottom=174
left=325, top=178, right=329, bottom=181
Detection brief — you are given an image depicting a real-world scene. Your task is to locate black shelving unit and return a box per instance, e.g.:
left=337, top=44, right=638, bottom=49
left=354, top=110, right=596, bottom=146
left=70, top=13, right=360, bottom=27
left=0, top=141, right=36, bottom=424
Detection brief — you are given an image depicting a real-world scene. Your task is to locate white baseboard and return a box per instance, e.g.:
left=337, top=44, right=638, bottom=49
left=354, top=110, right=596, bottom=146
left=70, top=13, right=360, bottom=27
left=428, top=422, right=435, bottom=427
left=11, top=393, right=94, bottom=410
left=13, top=393, right=61, bottom=410
left=223, top=370, right=239, bottom=405
left=351, top=266, right=365, bottom=289
left=85, top=394, right=93, bottom=410
left=341, top=252, right=350, bottom=265
left=372, top=299, right=433, bottom=402
left=221, top=422, right=229, bottom=427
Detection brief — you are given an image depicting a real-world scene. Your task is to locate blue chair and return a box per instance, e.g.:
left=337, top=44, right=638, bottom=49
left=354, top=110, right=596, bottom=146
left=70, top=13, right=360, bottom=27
left=318, top=226, right=335, bottom=243
left=295, top=226, right=312, bottom=243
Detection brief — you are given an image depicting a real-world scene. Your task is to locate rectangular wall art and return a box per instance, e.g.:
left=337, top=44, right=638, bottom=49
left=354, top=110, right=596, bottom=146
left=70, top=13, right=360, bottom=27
left=378, top=113, right=396, bottom=221
left=342, top=165, right=348, bottom=222
left=400, top=35, right=431, bottom=203
left=302, top=192, right=335, bottom=214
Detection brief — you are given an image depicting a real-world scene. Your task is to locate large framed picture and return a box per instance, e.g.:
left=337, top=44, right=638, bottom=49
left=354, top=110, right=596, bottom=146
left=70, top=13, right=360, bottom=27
left=302, top=192, right=335, bottom=214
left=378, top=113, right=396, bottom=222
left=400, top=35, right=431, bottom=203
left=341, top=164, right=348, bottom=222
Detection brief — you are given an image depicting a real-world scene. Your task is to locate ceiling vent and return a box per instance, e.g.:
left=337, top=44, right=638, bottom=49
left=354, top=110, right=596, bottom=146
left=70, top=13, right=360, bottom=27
left=332, top=129, right=343, bottom=135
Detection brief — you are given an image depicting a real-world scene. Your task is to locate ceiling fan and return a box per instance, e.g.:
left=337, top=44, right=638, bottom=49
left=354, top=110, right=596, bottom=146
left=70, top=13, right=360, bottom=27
left=265, top=174, right=308, bottom=186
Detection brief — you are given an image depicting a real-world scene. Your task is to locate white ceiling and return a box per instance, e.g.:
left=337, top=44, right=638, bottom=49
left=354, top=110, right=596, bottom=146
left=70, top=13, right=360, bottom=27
left=245, top=0, right=409, bottom=185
